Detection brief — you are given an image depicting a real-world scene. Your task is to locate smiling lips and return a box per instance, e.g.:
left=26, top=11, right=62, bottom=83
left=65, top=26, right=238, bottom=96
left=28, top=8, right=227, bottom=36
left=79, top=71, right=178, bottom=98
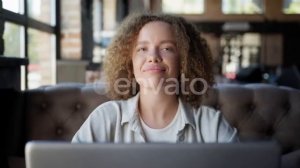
left=143, top=65, right=166, bottom=73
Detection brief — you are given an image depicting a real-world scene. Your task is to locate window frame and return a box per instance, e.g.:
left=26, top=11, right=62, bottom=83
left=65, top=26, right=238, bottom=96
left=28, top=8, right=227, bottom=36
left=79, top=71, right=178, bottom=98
left=0, top=0, right=61, bottom=89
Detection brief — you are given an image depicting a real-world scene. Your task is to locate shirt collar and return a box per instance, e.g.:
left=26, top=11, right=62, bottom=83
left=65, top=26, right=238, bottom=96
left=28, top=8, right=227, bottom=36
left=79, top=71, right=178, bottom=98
left=121, top=93, right=140, bottom=126
left=121, top=93, right=196, bottom=130
left=178, top=98, right=196, bottom=130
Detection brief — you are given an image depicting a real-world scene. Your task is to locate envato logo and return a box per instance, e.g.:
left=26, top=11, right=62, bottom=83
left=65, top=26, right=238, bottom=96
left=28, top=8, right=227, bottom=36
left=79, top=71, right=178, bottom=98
left=92, top=74, right=208, bottom=96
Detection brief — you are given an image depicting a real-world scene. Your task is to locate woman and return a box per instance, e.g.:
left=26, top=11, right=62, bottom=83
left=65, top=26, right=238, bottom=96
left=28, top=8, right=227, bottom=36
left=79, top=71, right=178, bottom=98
left=72, top=13, right=238, bottom=143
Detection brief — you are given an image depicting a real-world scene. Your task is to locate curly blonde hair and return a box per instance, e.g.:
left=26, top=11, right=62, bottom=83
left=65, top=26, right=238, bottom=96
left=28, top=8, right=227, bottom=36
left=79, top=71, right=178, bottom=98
left=103, top=13, right=214, bottom=107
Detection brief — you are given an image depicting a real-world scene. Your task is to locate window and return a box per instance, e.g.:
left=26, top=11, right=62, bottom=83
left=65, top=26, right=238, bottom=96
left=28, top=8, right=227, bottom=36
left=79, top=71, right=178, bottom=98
left=93, top=0, right=116, bottom=63
left=93, top=0, right=106, bottom=63
left=28, top=28, right=56, bottom=88
left=89, top=0, right=116, bottom=83
left=3, top=22, right=25, bottom=58
left=222, top=0, right=264, bottom=14
left=221, top=33, right=261, bottom=80
left=1, top=0, right=59, bottom=89
left=162, top=0, right=204, bottom=14
left=2, top=0, right=23, bottom=14
left=283, top=0, right=300, bottom=14
left=27, top=0, right=56, bottom=25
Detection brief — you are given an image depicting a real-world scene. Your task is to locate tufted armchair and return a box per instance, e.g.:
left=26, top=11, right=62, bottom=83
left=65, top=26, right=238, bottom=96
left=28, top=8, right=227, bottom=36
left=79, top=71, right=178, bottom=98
left=4, top=83, right=300, bottom=168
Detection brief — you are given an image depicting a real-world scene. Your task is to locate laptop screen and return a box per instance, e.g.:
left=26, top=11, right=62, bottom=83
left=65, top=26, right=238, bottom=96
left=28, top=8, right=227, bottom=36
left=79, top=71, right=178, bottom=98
left=25, top=141, right=280, bottom=168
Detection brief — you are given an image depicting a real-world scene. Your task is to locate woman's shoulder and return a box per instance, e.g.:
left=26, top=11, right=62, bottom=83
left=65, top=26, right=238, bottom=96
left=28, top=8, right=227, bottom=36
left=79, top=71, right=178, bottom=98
left=190, top=105, right=221, bottom=118
left=198, top=105, right=220, bottom=114
left=88, top=97, right=136, bottom=121
left=190, top=104, right=238, bottom=142
left=91, top=99, right=125, bottom=116
left=179, top=99, right=221, bottom=120
left=85, top=101, right=118, bottom=123
left=94, top=100, right=122, bottom=111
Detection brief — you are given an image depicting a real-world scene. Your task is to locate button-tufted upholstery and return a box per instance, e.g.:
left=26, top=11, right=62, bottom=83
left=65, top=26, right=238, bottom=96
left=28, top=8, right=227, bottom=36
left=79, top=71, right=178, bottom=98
left=6, top=83, right=300, bottom=168
left=25, top=83, right=109, bottom=142
left=203, top=84, right=300, bottom=154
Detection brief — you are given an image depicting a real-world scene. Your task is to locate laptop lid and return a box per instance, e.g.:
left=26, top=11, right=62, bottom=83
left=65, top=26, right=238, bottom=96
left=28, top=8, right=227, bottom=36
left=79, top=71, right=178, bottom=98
left=25, top=141, right=280, bottom=168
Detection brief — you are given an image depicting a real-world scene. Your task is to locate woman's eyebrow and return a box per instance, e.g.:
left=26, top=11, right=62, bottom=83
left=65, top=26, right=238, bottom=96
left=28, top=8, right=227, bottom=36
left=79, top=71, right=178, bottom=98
left=160, top=40, right=176, bottom=45
left=136, top=40, right=176, bottom=45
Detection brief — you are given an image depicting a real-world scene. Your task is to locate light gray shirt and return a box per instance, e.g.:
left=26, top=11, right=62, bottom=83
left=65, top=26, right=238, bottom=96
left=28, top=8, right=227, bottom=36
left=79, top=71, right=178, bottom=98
left=72, top=93, right=238, bottom=143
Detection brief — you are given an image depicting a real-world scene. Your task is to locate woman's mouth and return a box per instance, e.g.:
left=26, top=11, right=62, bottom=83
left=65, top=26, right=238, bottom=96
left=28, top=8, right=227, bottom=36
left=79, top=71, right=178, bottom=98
left=143, top=66, right=166, bottom=72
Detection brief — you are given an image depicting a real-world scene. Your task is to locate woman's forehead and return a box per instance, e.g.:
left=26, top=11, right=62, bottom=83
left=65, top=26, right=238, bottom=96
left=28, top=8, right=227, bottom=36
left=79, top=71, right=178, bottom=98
left=136, top=21, right=176, bottom=41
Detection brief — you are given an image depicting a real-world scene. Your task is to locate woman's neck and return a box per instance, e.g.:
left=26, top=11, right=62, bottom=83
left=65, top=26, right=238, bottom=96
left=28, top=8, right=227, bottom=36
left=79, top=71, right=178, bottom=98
left=138, top=89, right=179, bottom=129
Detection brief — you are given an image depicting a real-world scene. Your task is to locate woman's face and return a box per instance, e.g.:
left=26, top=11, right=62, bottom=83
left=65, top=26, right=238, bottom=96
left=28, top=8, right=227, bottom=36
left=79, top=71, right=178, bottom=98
left=132, top=21, right=180, bottom=90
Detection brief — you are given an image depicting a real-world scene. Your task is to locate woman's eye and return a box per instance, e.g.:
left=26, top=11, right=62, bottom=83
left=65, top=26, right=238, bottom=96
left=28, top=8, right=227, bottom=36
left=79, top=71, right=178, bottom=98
left=162, top=47, right=173, bottom=52
left=137, top=47, right=146, bottom=52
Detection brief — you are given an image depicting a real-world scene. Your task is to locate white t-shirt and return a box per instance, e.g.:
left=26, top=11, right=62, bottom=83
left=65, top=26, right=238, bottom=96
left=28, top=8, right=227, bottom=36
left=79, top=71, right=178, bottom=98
left=140, top=108, right=184, bottom=143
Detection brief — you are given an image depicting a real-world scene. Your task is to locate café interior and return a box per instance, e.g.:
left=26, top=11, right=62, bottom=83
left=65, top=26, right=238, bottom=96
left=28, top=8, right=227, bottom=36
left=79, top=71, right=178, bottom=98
left=1, top=0, right=300, bottom=168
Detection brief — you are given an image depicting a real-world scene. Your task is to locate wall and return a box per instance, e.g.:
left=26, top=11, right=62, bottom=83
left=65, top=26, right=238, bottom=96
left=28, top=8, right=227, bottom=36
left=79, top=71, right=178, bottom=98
left=58, top=0, right=88, bottom=83
left=61, top=0, right=82, bottom=60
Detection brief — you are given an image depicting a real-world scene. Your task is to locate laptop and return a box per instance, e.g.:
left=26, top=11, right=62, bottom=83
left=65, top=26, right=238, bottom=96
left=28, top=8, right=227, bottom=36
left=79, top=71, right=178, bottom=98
left=25, top=141, right=280, bottom=168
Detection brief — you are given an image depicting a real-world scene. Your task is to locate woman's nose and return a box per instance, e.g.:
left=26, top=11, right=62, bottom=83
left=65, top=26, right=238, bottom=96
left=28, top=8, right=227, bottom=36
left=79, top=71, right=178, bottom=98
left=147, top=48, right=162, bottom=63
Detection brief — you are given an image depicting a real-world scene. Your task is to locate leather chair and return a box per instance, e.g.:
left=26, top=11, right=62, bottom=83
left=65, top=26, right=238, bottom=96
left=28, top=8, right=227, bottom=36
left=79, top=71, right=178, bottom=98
left=6, top=83, right=300, bottom=168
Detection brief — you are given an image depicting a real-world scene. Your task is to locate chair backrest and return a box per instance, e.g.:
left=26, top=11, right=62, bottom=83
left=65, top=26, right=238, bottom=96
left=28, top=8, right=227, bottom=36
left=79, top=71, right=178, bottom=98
left=276, top=65, right=300, bottom=89
left=25, top=83, right=109, bottom=141
left=202, top=83, right=300, bottom=154
left=24, top=83, right=300, bottom=154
